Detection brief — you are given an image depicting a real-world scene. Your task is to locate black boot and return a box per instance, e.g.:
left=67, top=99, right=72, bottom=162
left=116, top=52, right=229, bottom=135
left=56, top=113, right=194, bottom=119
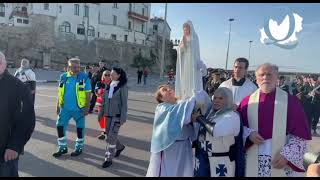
left=53, top=147, right=68, bottom=158
left=71, top=147, right=83, bottom=157
left=102, top=160, right=112, bottom=168
left=115, top=145, right=125, bottom=157
left=97, top=132, right=106, bottom=140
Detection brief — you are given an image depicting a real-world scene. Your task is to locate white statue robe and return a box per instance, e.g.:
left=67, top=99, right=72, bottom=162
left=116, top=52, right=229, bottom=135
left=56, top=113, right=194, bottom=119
left=175, top=20, right=207, bottom=100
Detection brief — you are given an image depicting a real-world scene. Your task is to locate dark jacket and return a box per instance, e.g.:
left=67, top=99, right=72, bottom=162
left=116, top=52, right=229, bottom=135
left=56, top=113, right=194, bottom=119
left=0, top=70, right=35, bottom=163
left=137, top=70, right=143, bottom=77
left=91, top=67, right=107, bottom=92
left=279, top=84, right=290, bottom=94
left=205, top=80, right=221, bottom=98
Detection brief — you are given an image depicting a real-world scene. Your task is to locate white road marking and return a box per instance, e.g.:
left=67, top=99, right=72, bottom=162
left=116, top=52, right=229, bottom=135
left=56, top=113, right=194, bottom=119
left=36, top=94, right=57, bottom=98
left=34, top=105, right=56, bottom=109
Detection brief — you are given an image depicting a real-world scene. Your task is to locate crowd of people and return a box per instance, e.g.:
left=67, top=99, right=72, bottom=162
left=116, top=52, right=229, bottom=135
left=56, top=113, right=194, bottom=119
left=201, top=66, right=320, bottom=137
left=54, top=58, right=129, bottom=169
left=146, top=20, right=320, bottom=177
left=0, top=51, right=130, bottom=176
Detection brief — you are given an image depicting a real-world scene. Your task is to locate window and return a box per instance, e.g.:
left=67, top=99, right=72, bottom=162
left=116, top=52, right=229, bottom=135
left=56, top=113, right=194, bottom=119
left=98, top=12, right=100, bottom=23
left=111, top=34, right=116, bottom=40
left=153, top=25, right=158, bottom=31
left=142, top=40, right=144, bottom=44
left=141, top=24, right=144, bottom=33
left=0, top=4, right=5, bottom=17
left=84, top=5, right=89, bottom=17
left=74, top=4, right=79, bottom=15
left=142, top=8, right=144, bottom=16
left=17, top=18, right=22, bottom=23
left=128, top=21, right=131, bottom=30
left=59, top=5, right=62, bottom=13
left=98, top=32, right=100, bottom=38
left=44, top=3, right=49, bottom=10
left=129, top=3, right=132, bottom=12
left=146, top=7, right=148, bottom=16
left=124, top=35, right=128, bottom=42
left=77, top=24, right=85, bottom=35
left=21, top=6, right=27, bottom=12
left=113, top=15, right=117, bottom=25
left=23, top=19, right=29, bottom=24
left=60, top=21, right=71, bottom=33
left=113, top=3, right=117, bottom=8
left=87, top=26, right=95, bottom=37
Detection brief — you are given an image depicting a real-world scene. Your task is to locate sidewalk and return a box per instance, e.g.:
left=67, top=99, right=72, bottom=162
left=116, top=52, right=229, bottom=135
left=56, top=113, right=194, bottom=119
left=8, top=68, right=170, bottom=93
left=126, top=74, right=169, bottom=94
left=8, top=68, right=62, bottom=83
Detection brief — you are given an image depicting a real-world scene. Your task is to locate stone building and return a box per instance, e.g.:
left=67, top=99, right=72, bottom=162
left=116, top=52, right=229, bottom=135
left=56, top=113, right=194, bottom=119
left=0, top=3, right=174, bottom=72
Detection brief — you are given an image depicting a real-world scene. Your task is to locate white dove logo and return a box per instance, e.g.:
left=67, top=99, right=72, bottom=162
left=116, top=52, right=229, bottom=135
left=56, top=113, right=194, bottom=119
left=260, top=9, right=303, bottom=49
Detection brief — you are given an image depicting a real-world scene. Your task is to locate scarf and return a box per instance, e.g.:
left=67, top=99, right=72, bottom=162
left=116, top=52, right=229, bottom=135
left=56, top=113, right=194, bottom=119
left=108, top=80, right=120, bottom=99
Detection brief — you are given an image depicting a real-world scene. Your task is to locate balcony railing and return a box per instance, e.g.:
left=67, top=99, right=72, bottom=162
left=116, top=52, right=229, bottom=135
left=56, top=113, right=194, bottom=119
left=128, top=11, right=148, bottom=22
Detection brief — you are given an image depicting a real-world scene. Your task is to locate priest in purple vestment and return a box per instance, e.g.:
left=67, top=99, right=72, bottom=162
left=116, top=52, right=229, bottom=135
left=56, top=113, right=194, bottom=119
left=237, top=63, right=311, bottom=177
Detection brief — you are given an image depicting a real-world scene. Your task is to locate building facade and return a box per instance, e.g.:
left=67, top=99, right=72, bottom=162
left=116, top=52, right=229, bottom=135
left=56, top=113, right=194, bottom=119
left=0, top=3, right=30, bottom=27
left=146, top=16, right=171, bottom=47
left=1, top=3, right=152, bottom=45
left=148, top=17, right=171, bottom=40
left=0, top=3, right=175, bottom=72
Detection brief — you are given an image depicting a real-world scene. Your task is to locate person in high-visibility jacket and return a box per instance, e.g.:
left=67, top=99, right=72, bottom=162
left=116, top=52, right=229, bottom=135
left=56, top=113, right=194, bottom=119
left=53, top=58, right=92, bottom=158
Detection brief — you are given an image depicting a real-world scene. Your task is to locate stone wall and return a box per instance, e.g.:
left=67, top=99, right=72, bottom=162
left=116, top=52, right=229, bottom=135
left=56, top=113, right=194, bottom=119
left=0, top=15, right=175, bottom=73
left=51, top=38, right=154, bottom=72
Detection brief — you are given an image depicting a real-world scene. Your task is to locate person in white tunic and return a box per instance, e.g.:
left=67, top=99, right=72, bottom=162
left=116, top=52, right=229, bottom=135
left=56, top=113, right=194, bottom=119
left=219, top=58, right=257, bottom=109
left=175, top=20, right=207, bottom=100
left=237, top=63, right=312, bottom=177
left=193, top=87, right=245, bottom=177
left=146, top=85, right=211, bottom=177
left=14, top=58, right=37, bottom=105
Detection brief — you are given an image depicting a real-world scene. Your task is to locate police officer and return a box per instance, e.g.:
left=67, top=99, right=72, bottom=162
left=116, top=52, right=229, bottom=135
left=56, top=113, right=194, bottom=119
left=53, top=57, right=92, bottom=157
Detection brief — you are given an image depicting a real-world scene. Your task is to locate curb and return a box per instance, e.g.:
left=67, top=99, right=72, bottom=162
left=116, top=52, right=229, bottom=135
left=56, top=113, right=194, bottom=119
left=37, top=80, right=59, bottom=83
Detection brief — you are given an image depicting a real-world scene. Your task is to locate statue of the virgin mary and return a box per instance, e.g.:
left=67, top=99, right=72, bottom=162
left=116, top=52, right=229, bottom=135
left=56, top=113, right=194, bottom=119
left=175, top=20, right=207, bottom=100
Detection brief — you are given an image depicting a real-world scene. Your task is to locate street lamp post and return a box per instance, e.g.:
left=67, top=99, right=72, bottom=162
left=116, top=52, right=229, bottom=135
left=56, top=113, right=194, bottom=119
left=160, top=3, right=167, bottom=79
left=249, top=40, right=253, bottom=61
left=225, top=18, right=235, bottom=70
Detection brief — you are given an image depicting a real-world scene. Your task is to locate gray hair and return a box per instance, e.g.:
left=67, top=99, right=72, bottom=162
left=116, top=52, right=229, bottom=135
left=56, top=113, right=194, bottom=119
left=255, top=63, right=279, bottom=75
left=68, top=57, right=80, bottom=65
left=212, top=87, right=234, bottom=109
left=21, top=58, right=30, bottom=68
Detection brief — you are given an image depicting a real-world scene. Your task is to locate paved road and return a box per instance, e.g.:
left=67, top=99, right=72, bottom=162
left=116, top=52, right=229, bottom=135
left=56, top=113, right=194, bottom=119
left=19, top=83, right=157, bottom=177
left=18, top=82, right=320, bottom=177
